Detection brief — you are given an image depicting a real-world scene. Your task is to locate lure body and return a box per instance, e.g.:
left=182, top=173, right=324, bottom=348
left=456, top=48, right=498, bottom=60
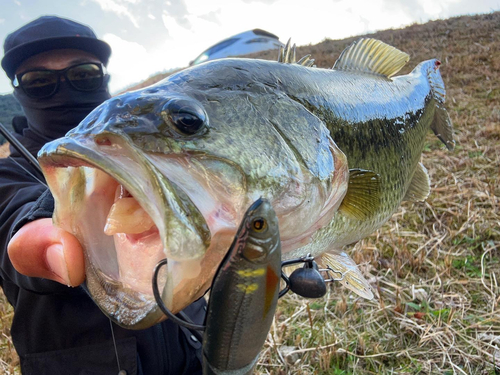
left=202, top=198, right=281, bottom=375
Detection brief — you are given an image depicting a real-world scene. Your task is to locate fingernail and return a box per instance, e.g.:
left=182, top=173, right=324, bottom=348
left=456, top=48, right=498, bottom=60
left=46, top=244, right=70, bottom=285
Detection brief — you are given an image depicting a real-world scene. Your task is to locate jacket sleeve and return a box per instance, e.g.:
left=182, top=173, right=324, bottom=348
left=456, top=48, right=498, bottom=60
left=0, top=157, right=75, bottom=294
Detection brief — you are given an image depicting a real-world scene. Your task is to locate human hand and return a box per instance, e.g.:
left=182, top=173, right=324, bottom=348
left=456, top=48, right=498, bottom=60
left=8, top=218, right=85, bottom=286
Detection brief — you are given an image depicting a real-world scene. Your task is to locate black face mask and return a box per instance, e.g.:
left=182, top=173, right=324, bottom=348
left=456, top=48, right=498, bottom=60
left=13, top=76, right=111, bottom=142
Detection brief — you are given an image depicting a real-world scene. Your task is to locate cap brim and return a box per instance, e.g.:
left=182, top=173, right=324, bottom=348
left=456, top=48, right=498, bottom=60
left=1, top=36, right=111, bottom=79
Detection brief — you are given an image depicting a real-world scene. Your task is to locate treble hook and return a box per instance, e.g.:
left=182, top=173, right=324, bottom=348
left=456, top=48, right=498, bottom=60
left=278, top=254, right=344, bottom=299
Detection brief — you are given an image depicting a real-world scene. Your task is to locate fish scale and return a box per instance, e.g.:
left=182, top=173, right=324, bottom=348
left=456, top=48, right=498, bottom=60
left=38, top=38, right=453, bottom=328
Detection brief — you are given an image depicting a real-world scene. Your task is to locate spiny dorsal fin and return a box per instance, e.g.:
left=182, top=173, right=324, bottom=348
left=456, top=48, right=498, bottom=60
left=319, top=252, right=374, bottom=300
left=404, top=162, right=431, bottom=202
left=278, top=38, right=315, bottom=67
left=333, top=38, right=409, bottom=78
left=296, top=54, right=315, bottom=67
left=339, top=169, right=380, bottom=220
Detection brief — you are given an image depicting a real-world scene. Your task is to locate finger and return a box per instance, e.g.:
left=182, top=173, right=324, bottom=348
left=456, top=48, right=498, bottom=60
left=8, top=218, right=85, bottom=286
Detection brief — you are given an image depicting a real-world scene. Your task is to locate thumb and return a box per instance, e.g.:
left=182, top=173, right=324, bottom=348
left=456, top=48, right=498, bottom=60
left=8, top=218, right=85, bottom=286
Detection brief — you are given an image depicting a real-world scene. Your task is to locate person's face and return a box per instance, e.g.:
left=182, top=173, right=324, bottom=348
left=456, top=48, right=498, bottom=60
left=13, top=49, right=106, bottom=100
left=15, top=49, right=102, bottom=75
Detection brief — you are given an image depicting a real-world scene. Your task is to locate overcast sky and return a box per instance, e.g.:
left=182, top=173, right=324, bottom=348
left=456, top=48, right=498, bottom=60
left=0, top=0, right=498, bottom=95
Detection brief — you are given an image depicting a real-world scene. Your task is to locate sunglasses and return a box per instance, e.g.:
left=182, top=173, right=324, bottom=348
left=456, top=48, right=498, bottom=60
left=13, top=62, right=106, bottom=99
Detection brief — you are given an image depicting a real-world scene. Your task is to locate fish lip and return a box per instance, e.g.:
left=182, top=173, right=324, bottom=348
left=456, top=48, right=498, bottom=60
left=38, top=135, right=210, bottom=328
left=39, top=135, right=210, bottom=260
left=85, top=260, right=164, bottom=329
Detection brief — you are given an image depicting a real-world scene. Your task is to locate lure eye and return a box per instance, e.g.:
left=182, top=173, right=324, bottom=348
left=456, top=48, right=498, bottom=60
left=252, top=218, right=267, bottom=232
left=242, top=217, right=269, bottom=261
left=161, top=98, right=208, bottom=135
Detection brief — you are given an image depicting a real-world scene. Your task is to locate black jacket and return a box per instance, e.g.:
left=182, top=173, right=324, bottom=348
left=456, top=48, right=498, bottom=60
left=0, top=128, right=206, bottom=374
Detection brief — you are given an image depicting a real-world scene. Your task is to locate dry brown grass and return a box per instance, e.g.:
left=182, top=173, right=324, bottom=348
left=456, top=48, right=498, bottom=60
left=253, top=11, right=500, bottom=375
left=0, top=11, right=498, bottom=374
left=0, top=293, right=18, bottom=374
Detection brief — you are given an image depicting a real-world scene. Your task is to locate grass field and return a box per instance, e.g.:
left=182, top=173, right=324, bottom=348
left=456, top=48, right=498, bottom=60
left=253, top=11, right=500, bottom=375
left=0, top=11, right=498, bottom=375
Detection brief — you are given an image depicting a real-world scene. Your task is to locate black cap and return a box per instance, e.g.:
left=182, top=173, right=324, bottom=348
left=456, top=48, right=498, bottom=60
left=2, top=16, right=112, bottom=79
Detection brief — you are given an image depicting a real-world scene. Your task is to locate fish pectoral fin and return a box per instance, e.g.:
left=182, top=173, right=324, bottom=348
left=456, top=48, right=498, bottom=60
left=404, top=162, right=431, bottom=202
left=338, top=169, right=381, bottom=220
left=278, top=38, right=316, bottom=67
left=333, top=38, right=409, bottom=78
left=319, top=252, right=374, bottom=300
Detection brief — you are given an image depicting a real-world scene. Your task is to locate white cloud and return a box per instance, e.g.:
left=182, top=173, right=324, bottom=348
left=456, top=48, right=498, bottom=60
left=103, top=33, right=158, bottom=92
left=104, top=0, right=481, bottom=93
left=173, top=0, right=409, bottom=50
left=419, top=0, right=461, bottom=16
left=175, top=0, right=361, bottom=47
left=90, top=0, right=140, bottom=28
left=0, top=0, right=496, bottom=95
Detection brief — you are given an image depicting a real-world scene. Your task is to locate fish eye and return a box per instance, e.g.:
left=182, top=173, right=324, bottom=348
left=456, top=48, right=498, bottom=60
left=161, top=98, right=208, bottom=135
left=252, top=218, right=267, bottom=232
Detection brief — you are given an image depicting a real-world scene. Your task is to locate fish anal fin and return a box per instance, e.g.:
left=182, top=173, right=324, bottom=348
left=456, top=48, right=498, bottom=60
left=339, top=169, right=380, bottom=220
left=333, top=38, right=409, bottom=78
left=404, top=162, right=431, bottom=202
left=319, top=252, right=374, bottom=300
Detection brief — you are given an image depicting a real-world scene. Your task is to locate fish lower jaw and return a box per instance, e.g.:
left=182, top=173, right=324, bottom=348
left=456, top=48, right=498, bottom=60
left=100, top=186, right=167, bottom=296
left=39, top=149, right=214, bottom=328
left=85, top=263, right=162, bottom=329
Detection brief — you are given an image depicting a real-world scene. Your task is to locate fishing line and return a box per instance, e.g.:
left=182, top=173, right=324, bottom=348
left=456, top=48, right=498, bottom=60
left=0, top=122, right=43, bottom=175
left=109, top=318, right=122, bottom=374
left=7, top=155, right=48, bottom=187
left=0, top=122, right=47, bottom=187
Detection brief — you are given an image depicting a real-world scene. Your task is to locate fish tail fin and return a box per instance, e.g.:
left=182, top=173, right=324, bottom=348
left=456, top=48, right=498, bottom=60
left=416, top=59, right=455, bottom=150
left=432, top=103, right=455, bottom=150
left=319, top=251, right=374, bottom=300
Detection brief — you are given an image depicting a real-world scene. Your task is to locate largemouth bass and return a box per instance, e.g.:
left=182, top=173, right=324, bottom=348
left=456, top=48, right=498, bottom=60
left=38, top=38, right=453, bottom=328
left=203, top=197, right=281, bottom=375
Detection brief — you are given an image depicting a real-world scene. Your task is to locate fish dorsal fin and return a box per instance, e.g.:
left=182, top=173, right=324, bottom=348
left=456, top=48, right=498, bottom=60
left=319, top=252, right=374, bottom=300
left=404, top=162, right=431, bottom=202
left=333, top=38, right=409, bottom=78
left=278, top=38, right=315, bottom=67
left=339, top=169, right=380, bottom=220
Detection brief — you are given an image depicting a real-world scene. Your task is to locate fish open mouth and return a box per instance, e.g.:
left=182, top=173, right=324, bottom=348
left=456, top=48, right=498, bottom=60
left=38, top=124, right=348, bottom=328
left=38, top=135, right=240, bottom=329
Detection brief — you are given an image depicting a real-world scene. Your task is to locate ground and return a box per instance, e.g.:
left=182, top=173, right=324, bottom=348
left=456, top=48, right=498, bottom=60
left=0, top=11, right=498, bottom=375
